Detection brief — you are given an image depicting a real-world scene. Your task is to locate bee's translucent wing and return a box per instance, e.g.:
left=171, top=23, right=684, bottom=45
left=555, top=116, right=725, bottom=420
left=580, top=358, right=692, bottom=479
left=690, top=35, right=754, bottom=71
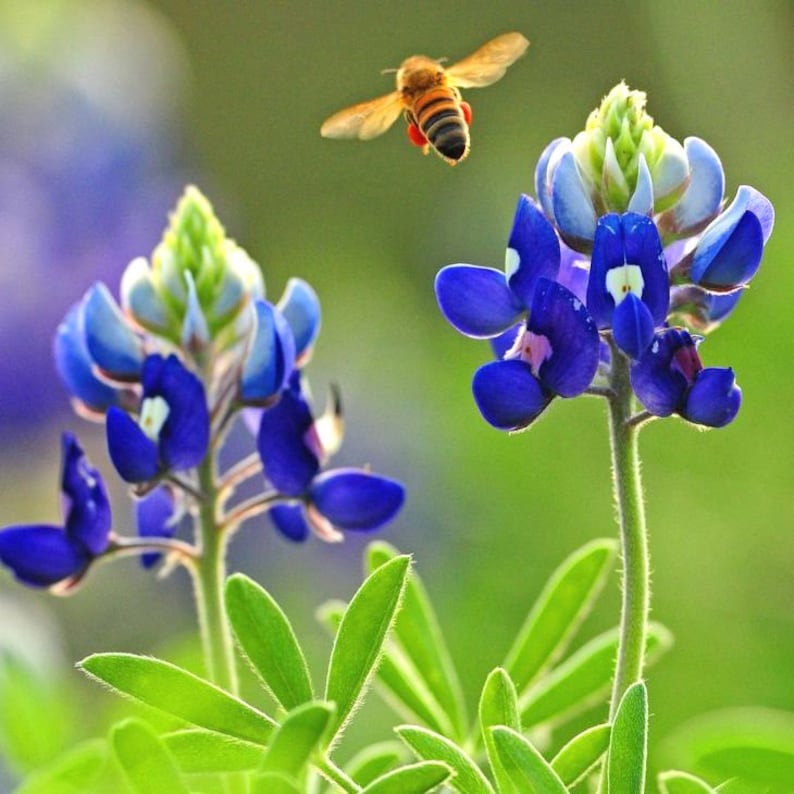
left=320, top=92, right=404, bottom=141
left=445, top=32, right=529, bottom=89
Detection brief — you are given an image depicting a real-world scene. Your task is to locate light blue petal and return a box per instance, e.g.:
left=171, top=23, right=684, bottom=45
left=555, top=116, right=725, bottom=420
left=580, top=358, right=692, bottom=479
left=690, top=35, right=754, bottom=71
left=551, top=150, right=597, bottom=250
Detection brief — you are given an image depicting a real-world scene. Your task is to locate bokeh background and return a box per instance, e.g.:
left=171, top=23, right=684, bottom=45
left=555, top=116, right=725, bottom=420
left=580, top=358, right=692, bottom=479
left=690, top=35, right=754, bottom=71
left=1, top=0, right=792, bottom=786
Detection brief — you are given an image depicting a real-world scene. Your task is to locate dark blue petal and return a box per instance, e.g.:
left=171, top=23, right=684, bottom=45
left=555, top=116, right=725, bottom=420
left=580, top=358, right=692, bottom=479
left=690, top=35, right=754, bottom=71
left=277, top=278, right=321, bottom=363
left=53, top=304, right=121, bottom=413
left=551, top=150, right=597, bottom=250
left=435, top=265, right=523, bottom=338
left=505, top=195, right=560, bottom=306
left=630, top=330, right=691, bottom=416
left=153, top=355, right=210, bottom=472
left=257, top=386, right=319, bottom=496
left=0, top=526, right=87, bottom=587
left=136, top=486, right=175, bottom=568
left=529, top=278, right=599, bottom=397
left=269, top=504, right=311, bottom=542
left=107, top=406, right=161, bottom=483
left=60, top=433, right=111, bottom=556
left=683, top=368, right=741, bottom=428
left=705, top=290, right=742, bottom=325
left=240, top=301, right=297, bottom=405
left=490, top=324, right=523, bottom=360
left=472, top=359, right=551, bottom=431
left=612, top=292, right=655, bottom=360
left=83, top=282, right=144, bottom=381
left=309, top=469, right=404, bottom=532
left=690, top=211, right=764, bottom=291
left=587, top=214, right=625, bottom=327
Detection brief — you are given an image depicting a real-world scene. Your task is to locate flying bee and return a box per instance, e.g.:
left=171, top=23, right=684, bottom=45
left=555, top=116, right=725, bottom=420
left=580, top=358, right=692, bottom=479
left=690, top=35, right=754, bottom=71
left=320, top=32, right=529, bottom=166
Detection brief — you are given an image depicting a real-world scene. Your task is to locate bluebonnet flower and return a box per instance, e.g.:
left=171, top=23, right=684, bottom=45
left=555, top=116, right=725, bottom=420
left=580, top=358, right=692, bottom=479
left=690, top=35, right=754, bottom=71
left=106, top=354, right=210, bottom=484
left=257, top=376, right=404, bottom=541
left=436, top=196, right=600, bottom=430
left=631, top=328, right=741, bottom=428
left=0, top=434, right=111, bottom=589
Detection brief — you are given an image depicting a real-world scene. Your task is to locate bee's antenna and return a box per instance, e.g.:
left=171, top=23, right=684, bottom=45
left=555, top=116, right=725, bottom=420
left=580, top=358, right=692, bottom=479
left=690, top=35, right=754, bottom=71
left=380, top=67, right=398, bottom=75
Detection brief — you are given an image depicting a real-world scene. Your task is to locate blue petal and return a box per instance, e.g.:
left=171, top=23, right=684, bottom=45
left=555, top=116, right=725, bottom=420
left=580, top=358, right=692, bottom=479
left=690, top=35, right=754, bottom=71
left=83, top=283, right=145, bottom=381
left=240, top=301, right=297, bottom=405
left=529, top=278, right=599, bottom=396
left=269, top=503, right=311, bottom=542
left=277, top=278, right=322, bottom=363
left=534, top=137, right=568, bottom=221
left=612, top=293, right=655, bottom=360
left=60, top=433, right=111, bottom=556
left=257, top=385, right=319, bottom=496
left=683, top=368, right=741, bottom=428
left=435, top=265, right=523, bottom=337
left=556, top=243, right=590, bottom=303
left=136, top=486, right=175, bottom=568
left=587, top=214, right=624, bottom=327
left=150, top=355, right=210, bottom=472
left=309, top=469, right=405, bottom=532
left=551, top=150, right=598, bottom=250
left=53, top=304, right=121, bottom=413
left=705, top=290, right=742, bottom=326
left=472, top=359, right=551, bottom=431
left=0, top=526, right=87, bottom=587
left=630, top=330, right=691, bottom=416
left=490, top=324, right=523, bottom=360
left=690, top=211, right=764, bottom=291
left=106, top=407, right=161, bottom=483
left=505, top=195, right=560, bottom=306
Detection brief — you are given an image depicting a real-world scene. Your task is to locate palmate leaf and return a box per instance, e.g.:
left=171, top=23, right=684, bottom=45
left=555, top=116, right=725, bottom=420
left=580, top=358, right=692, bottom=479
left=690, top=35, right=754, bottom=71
left=164, top=728, right=264, bottom=774
left=489, top=726, right=567, bottom=793
left=110, top=718, right=190, bottom=794
left=478, top=668, right=521, bottom=794
left=259, top=701, right=334, bottom=778
left=13, top=739, right=110, bottom=794
left=519, top=621, right=672, bottom=729
left=664, top=707, right=794, bottom=790
left=78, top=653, right=276, bottom=745
left=367, top=542, right=467, bottom=740
left=324, top=555, right=411, bottom=742
left=607, top=681, right=648, bottom=794
left=658, top=770, right=719, bottom=793
left=225, top=573, right=314, bottom=710
left=503, top=538, right=618, bottom=695
left=396, top=725, right=494, bottom=794
left=550, top=722, right=611, bottom=787
left=360, top=760, right=452, bottom=793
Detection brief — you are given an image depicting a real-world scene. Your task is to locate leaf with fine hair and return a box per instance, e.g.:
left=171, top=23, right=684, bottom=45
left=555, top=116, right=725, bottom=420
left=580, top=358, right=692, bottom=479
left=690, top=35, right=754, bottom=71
left=344, top=741, right=405, bottom=786
left=164, top=729, right=264, bottom=774
left=225, top=573, right=314, bottom=709
left=490, top=726, right=568, bottom=793
left=658, top=770, right=718, bottom=793
left=110, top=719, right=190, bottom=794
left=550, top=722, right=610, bottom=787
left=251, top=771, right=302, bottom=794
left=479, top=667, right=521, bottom=793
left=13, top=739, right=110, bottom=794
left=607, top=682, right=648, bottom=794
left=360, top=760, right=452, bottom=793
left=324, top=555, right=411, bottom=742
left=78, top=653, right=275, bottom=745
left=259, top=701, right=334, bottom=778
left=503, top=538, right=618, bottom=695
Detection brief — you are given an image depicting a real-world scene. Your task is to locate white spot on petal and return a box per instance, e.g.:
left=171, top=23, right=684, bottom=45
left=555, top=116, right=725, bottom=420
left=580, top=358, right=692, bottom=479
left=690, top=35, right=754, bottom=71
left=605, top=264, right=645, bottom=306
left=505, top=247, right=521, bottom=278
left=139, top=396, right=170, bottom=441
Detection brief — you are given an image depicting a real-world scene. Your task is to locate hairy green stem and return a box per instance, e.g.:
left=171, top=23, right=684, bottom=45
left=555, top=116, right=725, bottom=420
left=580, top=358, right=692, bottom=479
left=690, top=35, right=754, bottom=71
left=316, top=756, right=361, bottom=792
left=606, top=342, right=650, bottom=719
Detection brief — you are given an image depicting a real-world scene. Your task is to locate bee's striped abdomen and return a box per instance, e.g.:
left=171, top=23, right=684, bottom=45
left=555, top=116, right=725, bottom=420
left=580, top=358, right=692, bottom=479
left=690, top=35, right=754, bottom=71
left=412, top=87, right=470, bottom=163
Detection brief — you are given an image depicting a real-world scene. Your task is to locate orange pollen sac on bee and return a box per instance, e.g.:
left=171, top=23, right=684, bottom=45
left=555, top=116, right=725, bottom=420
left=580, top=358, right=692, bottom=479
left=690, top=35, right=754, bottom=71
left=506, top=328, right=553, bottom=377
left=406, top=122, right=428, bottom=148
left=460, top=101, right=472, bottom=126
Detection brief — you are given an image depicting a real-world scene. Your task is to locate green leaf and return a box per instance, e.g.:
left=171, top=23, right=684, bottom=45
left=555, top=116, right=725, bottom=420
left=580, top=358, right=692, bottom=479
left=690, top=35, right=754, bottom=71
left=490, top=726, right=567, bottom=793
left=504, top=539, right=617, bottom=695
left=13, top=740, right=109, bottom=794
left=225, top=573, right=314, bottom=710
left=550, top=722, right=611, bottom=787
left=251, top=771, right=302, bottom=794
left=361, top=760, right=452, bottom=793
left=345, top=741, right=404, bottom=786
left=367, top=541, right=467, bottom=739
left=665, top=707, right=794, bottom=788
left=164, top=729, right=264, bottom=773
left=607, top=681, right=648, bottom=794
left=519, top=622, right=672, bottom=729
left=78, top=653, right=275, bottom=745
left=260, top=701, right=334, bottom=777
left=396, top=725, right=494, bottom=794
left=324, top=555, right=410, bottom=741
left=110, top=719, right=190, bottom=794
left=479, top=668, right=521, bottom=793
left=658, top=770, right=718, bottom=793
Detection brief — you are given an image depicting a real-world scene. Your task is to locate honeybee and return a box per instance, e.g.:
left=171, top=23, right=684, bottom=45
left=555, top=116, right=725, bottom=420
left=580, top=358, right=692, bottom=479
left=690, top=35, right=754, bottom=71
left=320, top=32, right=529, bottom=166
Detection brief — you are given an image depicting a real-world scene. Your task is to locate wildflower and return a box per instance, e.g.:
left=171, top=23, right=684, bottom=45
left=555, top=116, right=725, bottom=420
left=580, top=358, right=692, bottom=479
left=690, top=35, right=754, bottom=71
left=256, top=376, right=404, bottom=541
left=0, top=434, right=111, bottom=589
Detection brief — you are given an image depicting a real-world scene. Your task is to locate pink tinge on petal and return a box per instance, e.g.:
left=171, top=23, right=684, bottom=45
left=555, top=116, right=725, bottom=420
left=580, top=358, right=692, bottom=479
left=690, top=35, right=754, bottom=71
left=505, top=329, right=553, bottom=378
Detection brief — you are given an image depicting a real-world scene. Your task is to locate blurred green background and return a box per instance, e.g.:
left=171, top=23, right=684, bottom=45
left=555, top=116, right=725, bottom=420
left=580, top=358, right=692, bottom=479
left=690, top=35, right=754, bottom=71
left=0, top=0, right=792, bottom=784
